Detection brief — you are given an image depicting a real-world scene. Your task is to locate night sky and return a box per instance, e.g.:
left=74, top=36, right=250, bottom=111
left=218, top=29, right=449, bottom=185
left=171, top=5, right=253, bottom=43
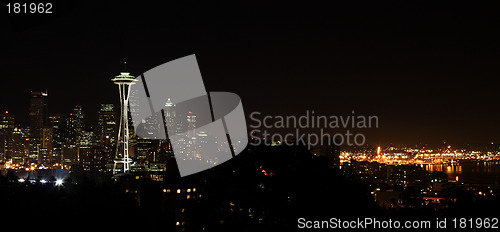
left=2, top=1, right=500, bottom=146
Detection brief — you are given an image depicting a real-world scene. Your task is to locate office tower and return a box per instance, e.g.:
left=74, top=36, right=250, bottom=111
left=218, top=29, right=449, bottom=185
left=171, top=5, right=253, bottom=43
left=97, top=103, right=117, bottom=147
left=73, top=106, right=86, bottom=147
left=165, top=98, right=175, bottom=128
left=11, top=127, right=29, bottom=165
left=39, top=126, right=53, bottom=166
left=29, top=91, right=48, bottom=163
left=49, top=114, right=64, bottom=164
left=0, top=111, right=15, bottom=161
left=186, top=112, right=197, bottom=157
left=187, top=112, right=196, bottom=139
left=80, top=130, right=95, bottom=147
left=65, top=112, right=77, bottom=146
left=79, top=130, right=93, bottom=148
left=62, top=111, right=79, bottom=167
left=112, top=71, right=137, bottom=174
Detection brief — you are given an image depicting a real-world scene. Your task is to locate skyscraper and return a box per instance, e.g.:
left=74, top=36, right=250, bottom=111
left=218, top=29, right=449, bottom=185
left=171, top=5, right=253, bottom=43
left=187, top=112, right=196, bottom=139
left=62, top=109, right=80, bottom=167
left=164, top=98, right=175, bottom=128
left=11, top=127, right=29, bottom=164
left=73, top=106, right=86, bottom=147
left=0, top=111, right=14, bottom=161
left=29, top=91, right=48, bottom=163
left=39, top=126, right=53, bottom=165
left=186, top=112, right=197, bottom=157
left=65, top=112, right=77, bottom=146
left=97, top=104, right=117, bottom=147
left=49, top=114, right=64, bottom=164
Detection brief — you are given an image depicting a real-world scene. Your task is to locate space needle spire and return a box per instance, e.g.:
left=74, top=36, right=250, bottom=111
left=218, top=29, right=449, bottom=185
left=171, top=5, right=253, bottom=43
left=112, top=63, right=137, bottom=174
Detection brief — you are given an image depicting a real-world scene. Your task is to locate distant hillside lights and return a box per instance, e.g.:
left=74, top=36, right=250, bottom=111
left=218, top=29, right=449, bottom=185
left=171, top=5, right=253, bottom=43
left=249, top=110, right=379, bottom=147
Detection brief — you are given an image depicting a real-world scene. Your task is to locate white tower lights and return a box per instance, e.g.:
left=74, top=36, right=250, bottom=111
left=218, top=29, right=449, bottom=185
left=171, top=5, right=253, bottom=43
left=112, top=64, right=137, bottom=174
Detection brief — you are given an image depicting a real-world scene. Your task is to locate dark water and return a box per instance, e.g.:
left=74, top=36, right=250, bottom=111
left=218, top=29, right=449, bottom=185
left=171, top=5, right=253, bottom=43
left=423, top=161, right=500, bottom=185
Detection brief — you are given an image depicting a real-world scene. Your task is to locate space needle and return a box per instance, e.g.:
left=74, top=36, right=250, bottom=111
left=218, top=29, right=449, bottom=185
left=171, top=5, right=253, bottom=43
left=112, top=62, right=137, bottom=174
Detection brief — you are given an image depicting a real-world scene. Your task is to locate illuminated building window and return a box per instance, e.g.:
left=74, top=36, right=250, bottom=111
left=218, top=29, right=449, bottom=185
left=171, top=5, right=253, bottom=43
left=192, top=188, right=196, bottom=192
left=177, top=189, right=181, bottom=194
left=166, top=189, right=170, bottom=193
left=187, top=195, right=191, bottom=199
left=187, top=188, right=191, bottom=193
left=176, top=222, right=180, bottom=226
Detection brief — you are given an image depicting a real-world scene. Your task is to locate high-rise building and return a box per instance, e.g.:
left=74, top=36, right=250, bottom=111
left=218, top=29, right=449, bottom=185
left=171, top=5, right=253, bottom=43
left=65, top=112, right=77, bottom=146
left=165, top=98, right=175, bottom=128
left=62, top=110, right=79, bottom=168
left=11, top=127, right=29, bottom=165
left=49, top=114, right=64, bottom=164
left=29, top=91, right=48, bottom=163
left=0, top=111, right=15, bottom=161
left=187, top=112, right=196, bottom=139
left=39, top=126, right=53, bottom=166
left=64, top=105, right=89, bottom=148
left=72, top=106, right=86, bottom=147
left=97, top=103, right=117, bottom=147
left=186, top=112, right=197, bottom=157
left=79, top=130, right=93, bottom=148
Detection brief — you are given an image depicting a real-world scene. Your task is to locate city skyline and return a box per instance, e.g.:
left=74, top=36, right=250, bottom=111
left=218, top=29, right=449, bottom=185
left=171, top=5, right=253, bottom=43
left=2, top=83, right=500, bottom=148
left=3, top=2, right=500, bottom=146
left=1, top=2, right=500, bottom=231
left=2, top=82, right=500, bottom=171
left=0, top=70, right=233, bottom=171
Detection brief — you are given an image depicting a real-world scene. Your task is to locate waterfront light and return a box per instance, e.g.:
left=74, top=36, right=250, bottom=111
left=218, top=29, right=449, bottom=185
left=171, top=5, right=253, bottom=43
left=55, top=179, right=63, bottom=186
